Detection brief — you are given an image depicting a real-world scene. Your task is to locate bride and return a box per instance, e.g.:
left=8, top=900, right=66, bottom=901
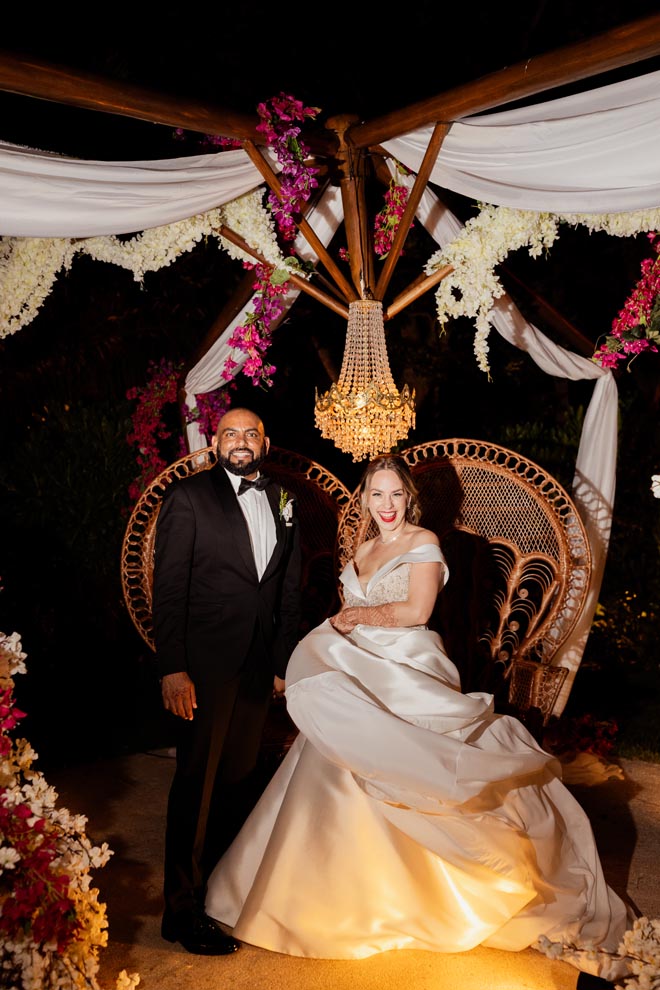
left=205, top=454, right=633, bottom=984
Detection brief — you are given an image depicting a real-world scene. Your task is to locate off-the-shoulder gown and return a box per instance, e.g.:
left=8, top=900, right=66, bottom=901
left=205, top=545, right=631, bottom=978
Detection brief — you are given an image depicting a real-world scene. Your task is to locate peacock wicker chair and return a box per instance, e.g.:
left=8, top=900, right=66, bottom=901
left=120, top=445, right=351, bottom=653
left=335, top=438, right=592, bottom=728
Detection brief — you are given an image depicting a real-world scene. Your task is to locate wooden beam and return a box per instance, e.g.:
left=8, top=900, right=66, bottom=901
left=0, top=51, right=337, bottom=155
left=386, top=265, right=454, bottom=320
left=499, top=266, right=595, bottom=357
left=374, top=122, right=450, bottom=301
left=242, top=138, right=357, bottom=303
left=217, top=224, right=349, bottom=320
left=348, top=13, right=660, bottom=149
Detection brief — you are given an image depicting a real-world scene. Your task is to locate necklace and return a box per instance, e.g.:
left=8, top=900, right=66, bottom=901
left=381, top=532, right=403, bottom=545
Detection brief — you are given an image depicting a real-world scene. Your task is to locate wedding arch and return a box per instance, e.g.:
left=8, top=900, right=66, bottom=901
left=2, top=12, right=660, bottom=711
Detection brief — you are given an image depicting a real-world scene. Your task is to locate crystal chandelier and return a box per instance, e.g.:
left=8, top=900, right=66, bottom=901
left=314, top=299, right=415, bottom=462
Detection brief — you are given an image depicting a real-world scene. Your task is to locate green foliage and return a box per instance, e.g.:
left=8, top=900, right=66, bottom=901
left=499, top=405, right=584, bottom=491
left=0, top=398, right=135, bottom=581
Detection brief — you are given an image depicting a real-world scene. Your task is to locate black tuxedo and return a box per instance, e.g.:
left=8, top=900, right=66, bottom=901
left=152, top=463, right=302, bottom=918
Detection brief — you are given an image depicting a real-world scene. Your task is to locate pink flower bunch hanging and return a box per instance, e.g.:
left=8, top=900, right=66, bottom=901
left=594, top=232, right=660, bottom=370
left=255, top=93, right=321, bottom=242
left=373, top=170, right=414, bottom=259
left=224, top=261, right=290, bottom=387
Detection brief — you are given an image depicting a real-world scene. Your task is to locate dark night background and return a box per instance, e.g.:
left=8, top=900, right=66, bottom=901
left=1, top=2, right=660, bottom=768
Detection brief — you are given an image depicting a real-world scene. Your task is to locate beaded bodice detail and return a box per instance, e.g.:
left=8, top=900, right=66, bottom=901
left=343, top=562, right=412, bottom=608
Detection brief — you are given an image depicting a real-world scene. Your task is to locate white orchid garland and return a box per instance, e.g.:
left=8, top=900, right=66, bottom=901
left=4, top=191, right=660, bottom=376
left=0, top=187, right=284, bottom=339
left=425, top=203, right=660, bottom=374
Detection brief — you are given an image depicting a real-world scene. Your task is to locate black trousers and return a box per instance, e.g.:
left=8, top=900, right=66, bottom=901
left=163, top=647, right=272, bottom=917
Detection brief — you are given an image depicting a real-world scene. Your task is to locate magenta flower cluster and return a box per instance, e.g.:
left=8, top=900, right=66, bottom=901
left=223, top=261, right=289, bottom=388
left=219, top=93, right=321, bottom=388
left=126, top=358, right=233, bottom=504
left=594, top=232, right=660, bottom=370
left=255, top=93, right=321, bottom=243
left=373, top=177, right=413, bottom=259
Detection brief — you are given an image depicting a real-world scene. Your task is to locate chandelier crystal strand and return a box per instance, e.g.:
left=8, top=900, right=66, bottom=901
left=314, top=299, right=415, bottom=462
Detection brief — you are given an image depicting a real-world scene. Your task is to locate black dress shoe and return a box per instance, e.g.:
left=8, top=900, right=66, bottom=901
left=161, top=909, right=240, bottom=955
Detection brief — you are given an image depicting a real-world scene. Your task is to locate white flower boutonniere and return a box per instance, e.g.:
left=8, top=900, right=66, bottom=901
left=651, top=474, right=660, bottom=499
left=279, top=488, right=294, bottom=525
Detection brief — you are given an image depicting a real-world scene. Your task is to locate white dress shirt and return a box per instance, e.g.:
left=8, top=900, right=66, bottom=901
left=225, top=469, right=277, bottom=580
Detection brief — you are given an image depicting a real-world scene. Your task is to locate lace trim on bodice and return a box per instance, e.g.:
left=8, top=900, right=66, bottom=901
left=344, top=563, right=412, bottom=608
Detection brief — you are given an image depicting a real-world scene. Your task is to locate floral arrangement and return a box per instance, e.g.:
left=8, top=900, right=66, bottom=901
left=126, top=358, right=238, bottom=503
left=255, top=93, right=321, bottom=243
left=0, top=629, right=138, bottom=990
left=0, top=188, right=284, bottom=341
left=652, top=475, right=660, bottom=498
left=126, top=358, right=187, bottom=503
left=593, top=232, right=660, bottom=370
left=425, top=204, right=660, bottom=375
left=373, top=165, right=413, bottom=259
left=536, top=915, right=660, bottom=989
left=215, top=94, right=320, bottom=389
left=278, top=488, right=294, bottom=524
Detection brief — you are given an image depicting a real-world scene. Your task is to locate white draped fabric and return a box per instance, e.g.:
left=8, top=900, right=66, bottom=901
left=0, top=142, right=265, bottom=236
left=404, top=173, right=617, bottom=709
left=384, top=68, right=660, bottom=212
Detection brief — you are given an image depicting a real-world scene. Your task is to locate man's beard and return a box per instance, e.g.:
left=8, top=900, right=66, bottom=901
left=218, top=448, right=267, bottom=477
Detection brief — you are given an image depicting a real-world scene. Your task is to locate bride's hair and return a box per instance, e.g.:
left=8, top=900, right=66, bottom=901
left=359, top=454, right=421, bottom=524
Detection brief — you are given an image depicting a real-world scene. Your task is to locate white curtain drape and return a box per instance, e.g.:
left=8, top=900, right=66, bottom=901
left=0, top=142, right=265, bottom=236
left=2, top=68, right=660, bottom=237
left=384, top=68, right=660, bottom=213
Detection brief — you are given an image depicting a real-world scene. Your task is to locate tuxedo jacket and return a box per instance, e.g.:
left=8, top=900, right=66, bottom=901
left=152, top=464, right=302, bottom=684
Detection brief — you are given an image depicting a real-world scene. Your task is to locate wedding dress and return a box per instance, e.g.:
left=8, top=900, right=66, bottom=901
left=205, top=544, right=631, bottom=978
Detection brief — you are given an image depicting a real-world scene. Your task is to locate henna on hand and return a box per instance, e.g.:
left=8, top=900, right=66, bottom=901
left=330, top=603, right=397, bottom=634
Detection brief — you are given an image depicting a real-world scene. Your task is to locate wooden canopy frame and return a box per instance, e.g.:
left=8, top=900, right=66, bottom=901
left=2, top=13, right=660, bottom=358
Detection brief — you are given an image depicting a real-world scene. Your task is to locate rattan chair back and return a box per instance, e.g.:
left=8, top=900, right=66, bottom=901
left=336, top=439, right=591, bottom=724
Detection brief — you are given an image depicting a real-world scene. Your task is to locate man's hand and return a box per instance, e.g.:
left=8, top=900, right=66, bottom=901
left=272, top=674, right=286, bottom=700
left=161, top=671, right=197, bottom=720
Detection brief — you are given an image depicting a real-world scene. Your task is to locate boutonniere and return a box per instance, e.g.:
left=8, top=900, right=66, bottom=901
left=279, top=488, right=294, bottom=525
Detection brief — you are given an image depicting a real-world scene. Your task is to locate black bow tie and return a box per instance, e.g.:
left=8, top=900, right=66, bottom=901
left=237, top=475, right=270, bottom=495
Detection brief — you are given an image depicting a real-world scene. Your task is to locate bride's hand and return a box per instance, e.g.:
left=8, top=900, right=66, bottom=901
left=329, top=608, right=360, bottom=634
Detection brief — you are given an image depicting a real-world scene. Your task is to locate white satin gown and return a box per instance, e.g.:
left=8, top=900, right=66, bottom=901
left=205, top=544, right=631, bottom=977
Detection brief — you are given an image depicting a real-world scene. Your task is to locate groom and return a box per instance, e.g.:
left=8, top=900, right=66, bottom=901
left=152, top=407, right=302, bottom=955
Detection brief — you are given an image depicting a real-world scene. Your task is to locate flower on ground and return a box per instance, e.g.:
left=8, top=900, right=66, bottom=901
left=0, top=629, right=139, bottom=990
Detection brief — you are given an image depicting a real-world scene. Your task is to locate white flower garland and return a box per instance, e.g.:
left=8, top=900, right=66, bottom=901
left=0, top=188, right=284, bottom=339
left=4, top=191, right=660, bottom=376
left=426, top=203, right=660, bottom=374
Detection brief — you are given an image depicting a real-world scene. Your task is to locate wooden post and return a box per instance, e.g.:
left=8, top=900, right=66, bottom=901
left=325, top=114, right=374, bottom=298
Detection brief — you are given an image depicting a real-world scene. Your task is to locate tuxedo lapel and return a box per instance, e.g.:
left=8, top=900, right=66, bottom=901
left=209, top=466, right=258, bottom=579
left=261, top=482, right=286, bottom=581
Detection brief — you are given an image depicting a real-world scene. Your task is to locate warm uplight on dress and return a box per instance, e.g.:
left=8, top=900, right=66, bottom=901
left=206, top=545, right=632, bottom=981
